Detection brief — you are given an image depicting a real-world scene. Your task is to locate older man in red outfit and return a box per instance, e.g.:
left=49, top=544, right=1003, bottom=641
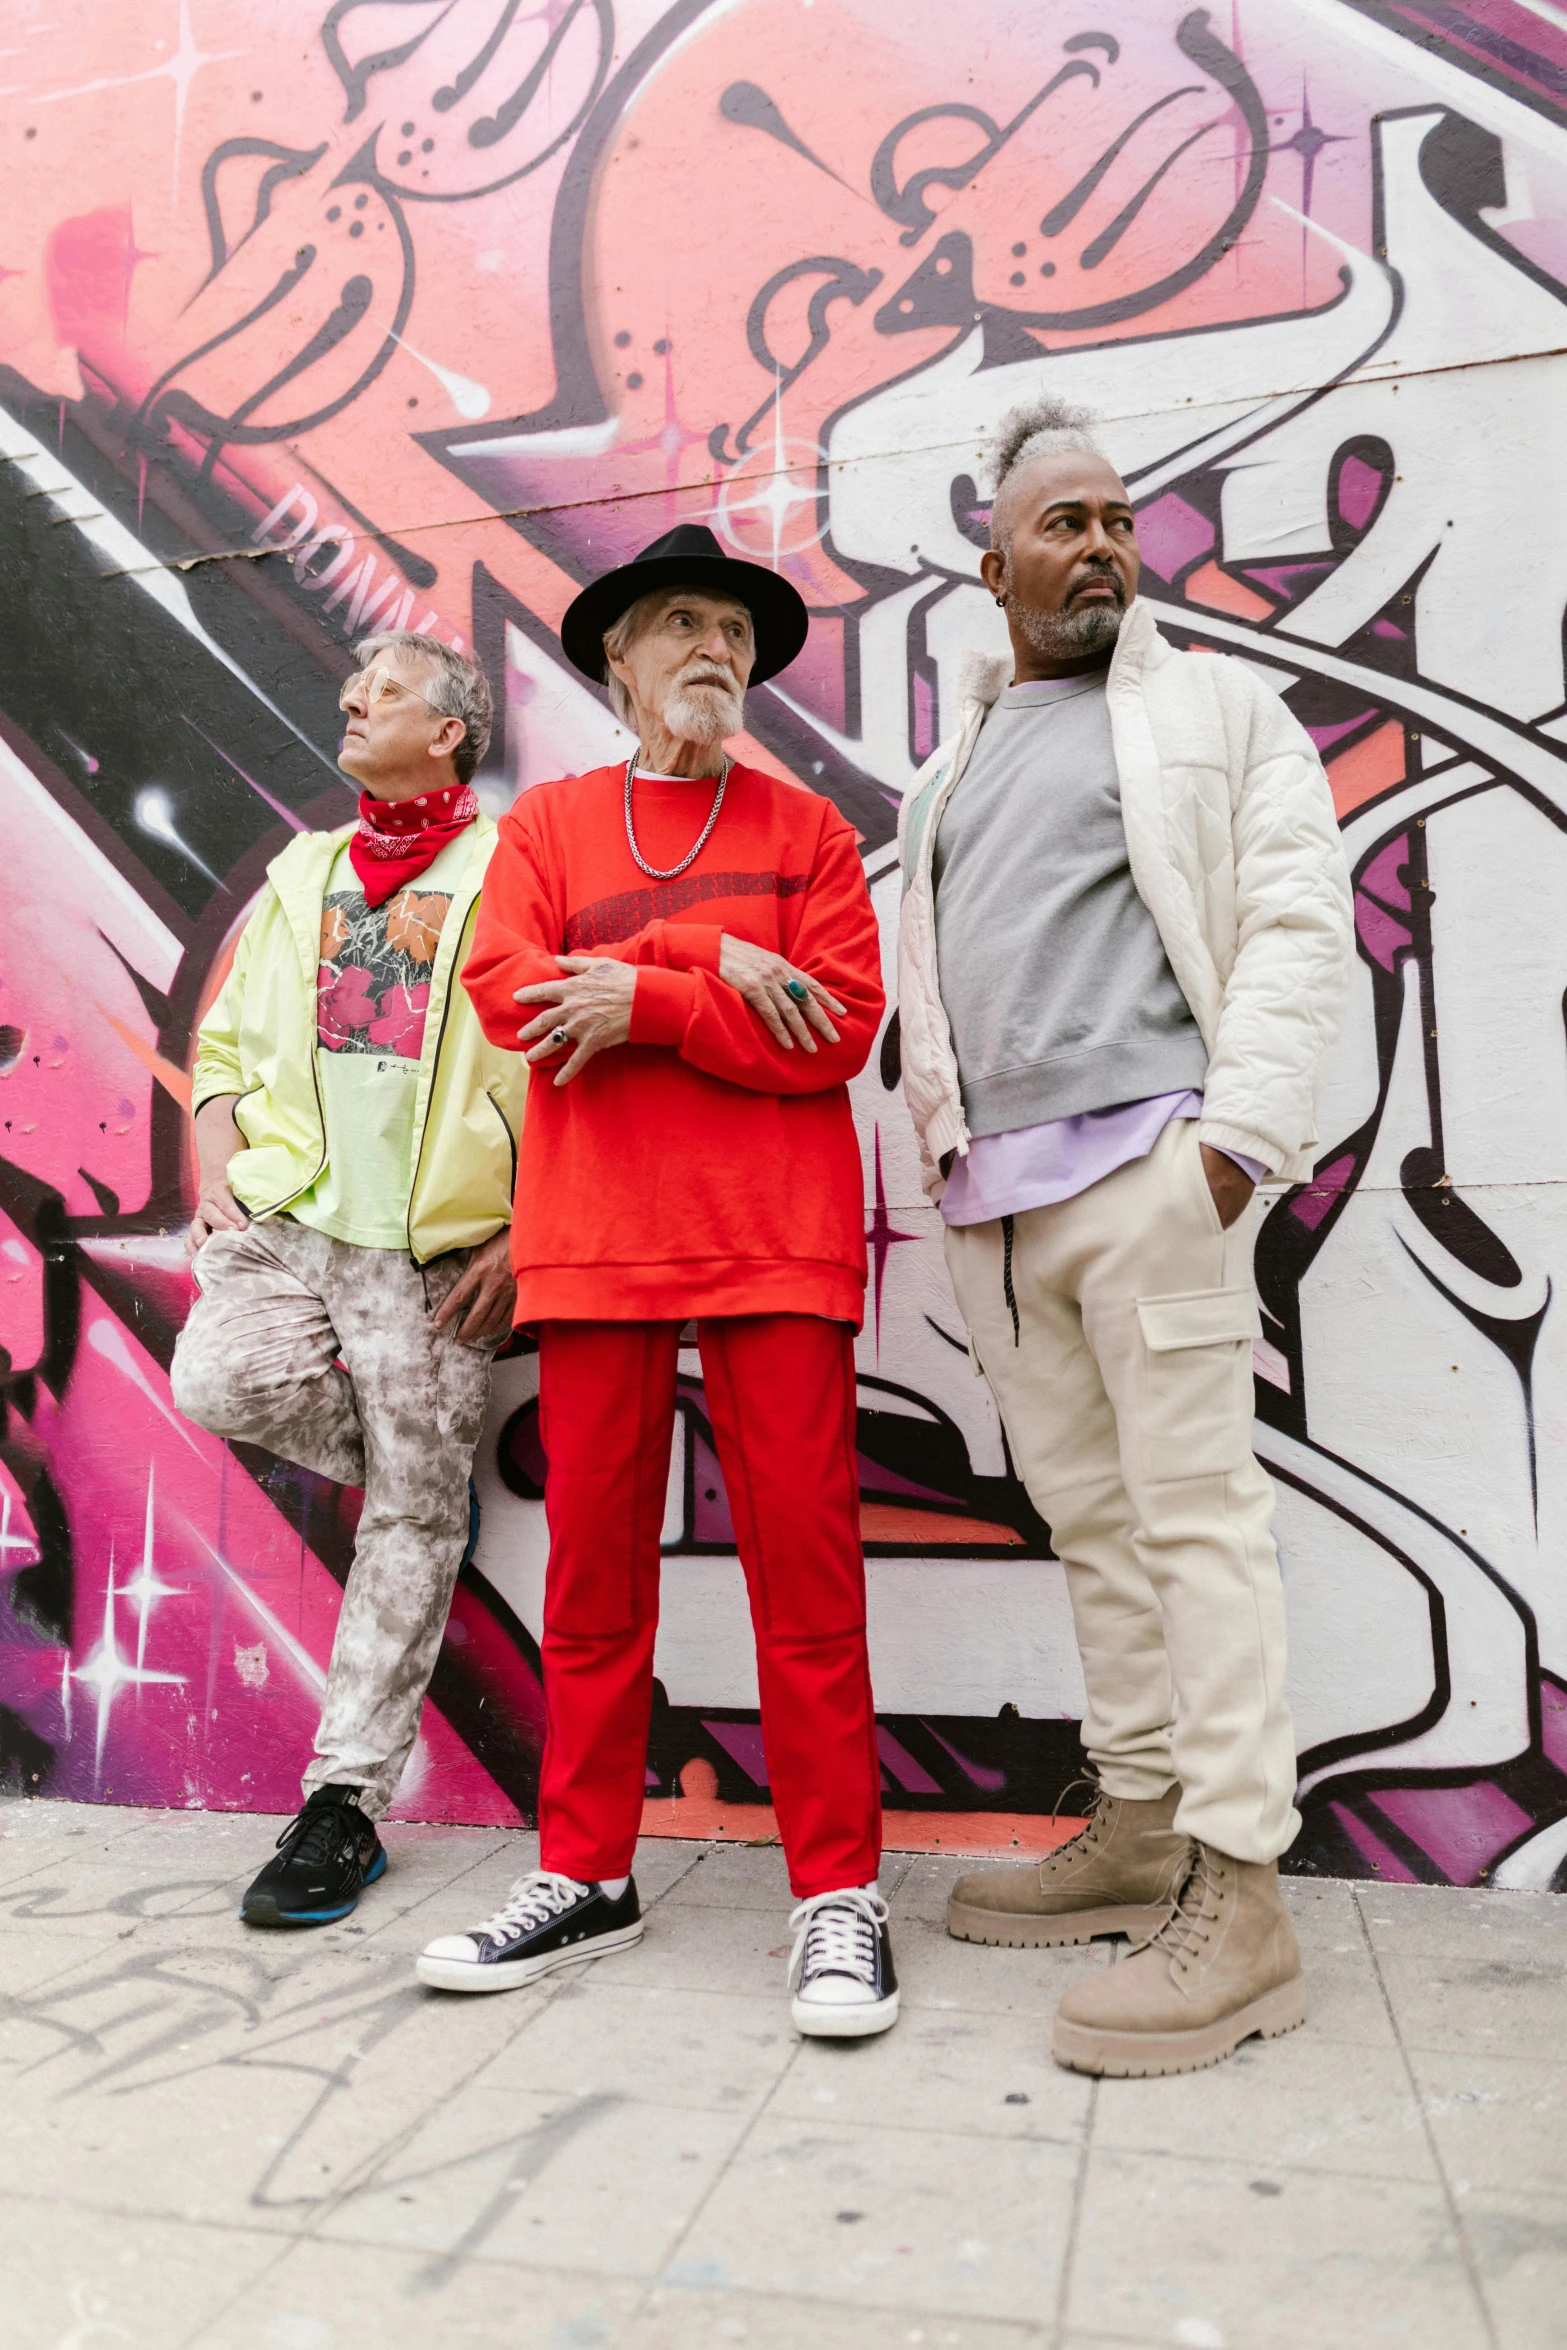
left=416, top=526, right=897, bottom=2036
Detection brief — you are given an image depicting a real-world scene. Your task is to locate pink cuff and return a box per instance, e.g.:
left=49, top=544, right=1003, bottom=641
left=660, top=923, right=725, bottom=975
left=630, top=966, right=696, bottom=1046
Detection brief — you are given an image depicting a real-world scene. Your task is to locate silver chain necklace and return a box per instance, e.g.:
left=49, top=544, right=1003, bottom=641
left=623, top=752, right=729, bottom=881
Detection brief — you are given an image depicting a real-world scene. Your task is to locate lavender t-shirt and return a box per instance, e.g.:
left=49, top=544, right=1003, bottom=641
left=937, top=674, right=1264, bottom=1229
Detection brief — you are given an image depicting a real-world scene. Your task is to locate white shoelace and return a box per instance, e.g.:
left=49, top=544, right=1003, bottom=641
left=787, top=1887, right=888, bottom=1993
left=475, top=1869, right=590, bottom=1946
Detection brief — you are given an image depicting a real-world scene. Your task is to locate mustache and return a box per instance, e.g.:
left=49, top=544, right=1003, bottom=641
left=676, top=664, right=739, bottom=692
left=1067, top=565, right=1126, bottom=605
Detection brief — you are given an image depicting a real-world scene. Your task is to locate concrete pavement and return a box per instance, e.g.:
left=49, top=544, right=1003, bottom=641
left=0, top=1797, right=1562, bottom=2350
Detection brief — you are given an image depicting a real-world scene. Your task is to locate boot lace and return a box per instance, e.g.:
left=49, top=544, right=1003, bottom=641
left=1146, top=1844, right=1224, bottom=1971
left=277, top=1800, right=360, bottom=1866
left=788, top=1888, right=887, bottom=1992
left=474, top=1869, right=591, bottom=1947
left=1042, top=1773, right=1110, bottom=1866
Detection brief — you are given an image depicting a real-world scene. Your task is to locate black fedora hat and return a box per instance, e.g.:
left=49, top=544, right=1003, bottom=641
left=559, top=522, right=810, bottom=689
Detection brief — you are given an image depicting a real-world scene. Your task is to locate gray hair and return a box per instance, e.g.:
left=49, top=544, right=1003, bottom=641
left=601, top=585, right=754, bottom=727
left=355, top=629, right=492, bottom=785
left=988, top=396, right=1103, bottom=550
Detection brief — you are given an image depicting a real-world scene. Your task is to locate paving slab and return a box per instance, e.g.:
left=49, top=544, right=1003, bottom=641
left=1461, top=2185, right=1567, bottom=2350
left=0, top=1795, right=156, bottom=1890
left=1409, top=2045, right=1567, bottom=2198
left=3, top=1799, right=1565, bottom=2350
left=0, top=1936, right=546, bottom=2234
left=626, top=2286, right=1047, bottom=2347
left=1091, top=2022, right=1440, bottom=2184
left=317, top=2080, right=753, bottom=2281
left=1066, top=2143, right=1491, bottom=2350
left=472, top=1977, right=797, bottom=2117
left=0, top=1925, right=124, bottom=2001
left=770, top=2000, right=1091, bottom=2146
left=671, top=2112, right=1079, bottom=2324
left=1356, top=1882, right=1564, bottom=1962
left=182, top=2239, right=643, bottom=2349
left=889, top=1912, right=1117, bottom=2024
left=1374, top=1948, right=1567, bottom=2060
left=0, top=2195, right=288, bottom=2350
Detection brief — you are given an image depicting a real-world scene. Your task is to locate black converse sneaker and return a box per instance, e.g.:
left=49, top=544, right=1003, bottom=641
left=416, top=1870, right=643, bottom=1993
left=789, top=1887, right=899, bottom=2038
left=239, top=1785, right=386, bottom=1928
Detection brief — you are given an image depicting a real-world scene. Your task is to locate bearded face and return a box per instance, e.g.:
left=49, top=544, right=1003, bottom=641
left=664, top=658, right=747, bottom=744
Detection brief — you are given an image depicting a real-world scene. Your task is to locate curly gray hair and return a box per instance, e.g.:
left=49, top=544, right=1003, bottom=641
left=988, top=396, right=1103, bottom=550
left=354, top=629, right=493, bottom=785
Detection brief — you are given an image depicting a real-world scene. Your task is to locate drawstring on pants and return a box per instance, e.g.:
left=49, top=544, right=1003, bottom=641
left=1000, top=1214, right=1020, bottom=1347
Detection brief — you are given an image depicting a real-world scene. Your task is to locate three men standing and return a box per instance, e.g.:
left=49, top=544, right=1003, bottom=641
left=171, top=400, right=1351, bottom=2074
left=900, top=399, right=1353, bottom=2073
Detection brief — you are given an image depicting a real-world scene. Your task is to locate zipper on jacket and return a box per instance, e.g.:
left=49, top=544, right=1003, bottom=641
left=487, top=1089, right=518, bottom=1196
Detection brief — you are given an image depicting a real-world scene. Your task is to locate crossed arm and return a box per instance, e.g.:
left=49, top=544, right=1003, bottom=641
left=463, top=809, right=884, bottom=1092
left=514, top=935, right=845, bottom=1086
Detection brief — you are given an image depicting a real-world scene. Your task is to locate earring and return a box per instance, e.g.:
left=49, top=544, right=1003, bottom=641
left=993, top=596, right=1006, bottom=608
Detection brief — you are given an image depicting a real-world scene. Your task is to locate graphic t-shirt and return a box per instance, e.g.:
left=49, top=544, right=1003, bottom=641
left=291, top=828, right=472, bottom=1249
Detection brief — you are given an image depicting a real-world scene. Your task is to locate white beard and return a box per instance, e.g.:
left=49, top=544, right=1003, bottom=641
left=663, top=678, right=744, bottom=744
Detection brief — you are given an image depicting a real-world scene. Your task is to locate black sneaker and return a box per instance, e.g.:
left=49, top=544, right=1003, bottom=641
left=239, top=1785, right=386, bottom=1928
left=416, top=1869, right=643, bottom=1993
left=789, top=1887, right=900, bottom=2038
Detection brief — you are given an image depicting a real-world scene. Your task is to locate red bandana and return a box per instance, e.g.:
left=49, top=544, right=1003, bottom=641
left=349, top=782, right=479, bottom=908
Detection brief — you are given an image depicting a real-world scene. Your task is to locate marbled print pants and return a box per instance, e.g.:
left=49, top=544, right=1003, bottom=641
left=171, top=1216, right=497, bottom=1818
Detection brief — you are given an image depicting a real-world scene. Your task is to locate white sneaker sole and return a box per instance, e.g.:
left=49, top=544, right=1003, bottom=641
left=416, top=1917, right=644, bottom=1994
left=791, top=1987, right=900, bottom=2039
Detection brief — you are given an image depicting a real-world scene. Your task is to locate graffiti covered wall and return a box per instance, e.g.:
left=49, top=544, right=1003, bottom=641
left=5, top=0, right=1567, bottom=1886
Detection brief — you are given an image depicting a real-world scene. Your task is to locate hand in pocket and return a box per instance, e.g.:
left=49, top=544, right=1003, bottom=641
left=1200, top=1143, right=1255, bottom=1231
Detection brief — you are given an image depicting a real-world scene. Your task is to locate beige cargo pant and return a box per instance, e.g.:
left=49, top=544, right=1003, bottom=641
left=171, top=1216, right=496, bottom=1818
left=944, top=1116, right=1299, bottom=1863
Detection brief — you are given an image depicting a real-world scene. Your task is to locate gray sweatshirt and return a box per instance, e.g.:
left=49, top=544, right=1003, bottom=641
left=931, top=672, right=1208, bottom=1137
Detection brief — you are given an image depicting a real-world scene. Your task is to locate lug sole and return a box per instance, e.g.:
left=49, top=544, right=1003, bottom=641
left=946, top=1897, right=1171, bottom=1949
left=415, top=1916, right=644, bottom=1994
left=791, top=1987, right=900, bottom=2039
left=240, top=1845, right=386, bottom=1928
left=1051, top=1973, right=1308, bottom=2077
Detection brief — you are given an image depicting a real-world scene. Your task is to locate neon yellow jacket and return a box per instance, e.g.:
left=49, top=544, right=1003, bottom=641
left=191, top=817, right=526, bottom=1263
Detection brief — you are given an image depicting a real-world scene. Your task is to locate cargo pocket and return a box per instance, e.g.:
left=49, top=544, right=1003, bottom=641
left=1135, top=1286, right=1258, bottom=1483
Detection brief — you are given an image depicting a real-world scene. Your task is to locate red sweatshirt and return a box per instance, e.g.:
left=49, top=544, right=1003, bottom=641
left=462, top=761, right=885, bottom=1325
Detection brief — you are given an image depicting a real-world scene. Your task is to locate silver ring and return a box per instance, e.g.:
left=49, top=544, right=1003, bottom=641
left=550, top=1026, right=571, bottom=1049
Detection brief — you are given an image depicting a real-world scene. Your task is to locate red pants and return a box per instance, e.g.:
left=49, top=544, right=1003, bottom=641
left=536, top=1316, right=882, bottom=1897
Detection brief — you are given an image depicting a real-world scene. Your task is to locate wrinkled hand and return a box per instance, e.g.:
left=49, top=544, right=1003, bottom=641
left=1201, top=1143, right=1256, bottom=1231
left=514, top=956, right=636, bottom=1085
left=717, top=934, right=844, bottom=1053
left=433, top=1229, right=517, bottom=1346
left=186, top=1178, right=248, bottom=1258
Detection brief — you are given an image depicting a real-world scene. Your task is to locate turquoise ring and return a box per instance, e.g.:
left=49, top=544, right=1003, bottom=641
left=786, top=979, right=809, bottom=1003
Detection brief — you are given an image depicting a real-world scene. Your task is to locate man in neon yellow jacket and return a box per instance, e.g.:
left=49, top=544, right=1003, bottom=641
left=172, top=630, right=527, bottom=1929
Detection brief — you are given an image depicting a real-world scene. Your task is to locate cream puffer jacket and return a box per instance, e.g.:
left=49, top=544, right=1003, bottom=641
left=896, top=598, right=1355, bottom=1203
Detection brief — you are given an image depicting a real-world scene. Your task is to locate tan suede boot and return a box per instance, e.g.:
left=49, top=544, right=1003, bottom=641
left=946, top=1783, right=1190, bottom=1949
left=1052, top=1843, right=1306, bottom=2076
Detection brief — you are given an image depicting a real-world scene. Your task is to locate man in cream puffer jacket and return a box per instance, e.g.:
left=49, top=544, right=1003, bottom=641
left=898, top=399, right=1354, bottom=2078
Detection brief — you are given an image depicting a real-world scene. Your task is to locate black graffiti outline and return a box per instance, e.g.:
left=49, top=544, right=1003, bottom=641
left=138, top=136, right=418, bottom=483
left=869, top=40, right=1115, bottom=247
left=707, top=256, right=885, bottom=466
